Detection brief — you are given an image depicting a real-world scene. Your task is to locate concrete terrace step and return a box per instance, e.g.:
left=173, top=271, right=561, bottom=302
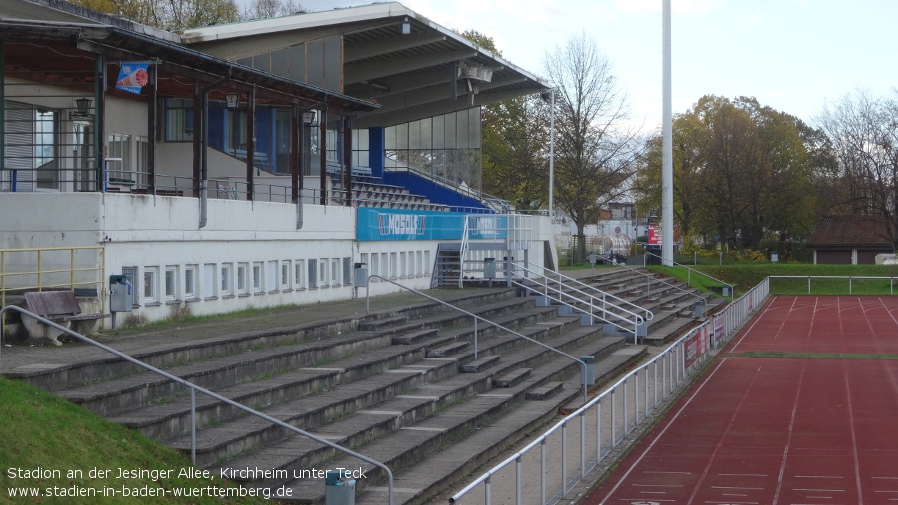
left=208, top=319, right=615, bottom=485
left=494, top=367, right=531, bottom=388
left=425, top=341, right=469, bottom=358
left=168, top=313, right=592, bottom=468
left=280, top=337, right=642, bottom=505
left=460, top=355, right=500, bottom=373
left=56, top=296, right=541, bottom=419
left=391, top=328, right=438, bottom=345
left=525, top=381, right=563, bottom=400
left=359, top=315, right=408, bottom=331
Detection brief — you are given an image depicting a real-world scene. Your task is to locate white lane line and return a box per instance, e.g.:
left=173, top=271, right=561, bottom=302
left=845, top=370, right=865, bottom=505
left=772, top=363, right=805, bottom=505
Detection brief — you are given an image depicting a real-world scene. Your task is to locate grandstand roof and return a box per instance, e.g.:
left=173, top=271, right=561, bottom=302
left=180, top=2, right=550, bottom=129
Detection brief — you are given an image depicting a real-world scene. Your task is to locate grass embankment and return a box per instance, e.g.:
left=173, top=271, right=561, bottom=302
left=650, top=263, right=898, bottom=296
left=0, top=377, right=276, bottom=504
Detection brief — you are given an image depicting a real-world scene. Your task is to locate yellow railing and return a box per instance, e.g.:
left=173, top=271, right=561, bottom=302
left=0, top=246, right=106, bottom=313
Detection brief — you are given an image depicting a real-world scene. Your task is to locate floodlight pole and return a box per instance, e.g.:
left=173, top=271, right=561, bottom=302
left=661, top=0, right=674, bottom=267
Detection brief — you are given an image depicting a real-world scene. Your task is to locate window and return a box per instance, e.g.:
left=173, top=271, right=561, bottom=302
left=281, top=261, right=291, bottom=290
left=221, top=263, right=233, bottom=296
left=107, top=133, right=132, bottom=184
left=122, top=266, right=138, bottom=307
left=143, top=267, right=158, bottom=304
left=236, top=263, right=248, bottom=294
left=203, top=263, right=216, bottom=298
left=164, top=98, right=194, bottom=142
left=34, top=109, right=58, bottom=189
left=294, top=260, right=305, bottom=289
left=267, top=261, right=278, bottom=292
left=319, top=259, right=328, bottom=287
left=136, top=136, right=149, bottom=188
left=164, top=266, right=178, bottom=301
left=331, top=258, right=340, bottom=286
left=227, top=110, right=248, bottom=152
left=184, top=265, right=197, bottom=300
left=252, top=262, right=263, bottom=293
left=308, top=260, right=317, bottom=289
left=390, top=252, right=398, bottom=279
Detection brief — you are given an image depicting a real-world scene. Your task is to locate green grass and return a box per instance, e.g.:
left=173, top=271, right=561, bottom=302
left=0, top=377, right=278, bottom=504
left=648, top=263, right=898, bottom=296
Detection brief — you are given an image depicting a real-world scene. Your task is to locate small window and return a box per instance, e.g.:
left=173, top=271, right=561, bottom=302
left=164, top=266, right=178, bottom=301
left=319, top=259, right=328, bottom=287
left=143, top=267, right=158, bottom=304
left=267, top=261, right=278, bottom=292
left=331, top=258, right=340, bottom=286
left=237, top=263, right=248, bottom=294
left=221, top=263, right=233, bottom=296
left=252, top=262, right=263, bottom=293
left=184, top=265, right=197, bottom=299
left=281, top=260, right=291, bottom=290
left=294, top=259, right=305, bottom=289
left=203, top=263, right=216, bottom=298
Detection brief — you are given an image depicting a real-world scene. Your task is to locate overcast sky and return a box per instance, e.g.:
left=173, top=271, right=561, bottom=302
left=283, top=0, right=897, bottom=132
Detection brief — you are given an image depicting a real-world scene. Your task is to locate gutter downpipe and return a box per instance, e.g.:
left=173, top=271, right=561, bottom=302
left=199, top=68, right=232, bottom=228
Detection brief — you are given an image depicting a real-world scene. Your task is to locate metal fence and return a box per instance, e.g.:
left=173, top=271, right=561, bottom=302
left=449, top=277, right=771, bottom=505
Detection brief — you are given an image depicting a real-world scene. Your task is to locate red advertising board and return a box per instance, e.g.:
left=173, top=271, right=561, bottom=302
left=648, top=223, right=662, bottom=245
left=684, top=325, right=709, bottom=369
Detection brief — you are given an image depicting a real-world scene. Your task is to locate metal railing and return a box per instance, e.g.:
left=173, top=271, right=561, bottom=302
left=617, top=263, right=709, bottom=314
left=0, top=246, right=106, bottom=315
left=510, top=263, right=652, bottom=343
left=0, top=305, right=395, bottom=504
left=645, top=250, right=735, bottom=300
left=769, top=275, right=897, bottom=295
left=450, top=277, right=771, bottom=505
left=364, top=275, right=590, bottom=402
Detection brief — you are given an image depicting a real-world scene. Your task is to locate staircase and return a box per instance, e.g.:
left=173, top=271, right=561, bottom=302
left=431, top=243, right=462, bottom=287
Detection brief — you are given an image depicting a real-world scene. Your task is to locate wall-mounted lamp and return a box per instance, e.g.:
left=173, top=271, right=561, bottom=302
left=225, top=93, right=240, bottom=109
left=303, top=111, right=318, bottom=126
left=401, top=17, right=410, bottom=35
left=70, top=97, right=94, bottom=119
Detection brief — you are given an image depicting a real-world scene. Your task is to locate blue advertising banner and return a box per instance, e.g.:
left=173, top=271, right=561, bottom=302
left=116, top=63, right=149, bottom=95
left=356, top=208, right=506, bottom=242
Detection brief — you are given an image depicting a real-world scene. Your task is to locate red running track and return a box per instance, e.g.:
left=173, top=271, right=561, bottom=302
left=586, top=296, right=898, bottom=505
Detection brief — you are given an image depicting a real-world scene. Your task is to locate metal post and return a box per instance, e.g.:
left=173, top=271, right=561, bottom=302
left=474, top=318, right=478, bottom=359
left=190, top=388, right=197, bottom=465
left=574, top=413, right=583, bottom=479
left=540, top=440, right=547, bottom=505
left=515, top=456, right=522, bottom=505
left=484, top=476, right=491, bottom=505
left=561, top=422, right=567, bottom=498
left=596, top=401, right=602, bottom=460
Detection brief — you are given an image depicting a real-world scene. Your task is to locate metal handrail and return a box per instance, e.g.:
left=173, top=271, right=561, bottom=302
left=645, top=251, right=734, bottom=300
left=450, top=276, right=772, bottom=505
left=364, top=275, right=590, bottom=402
left=513, top=262, right=653, bottom=323
left=0, top=305, right=394, bottom=505
left=511, top=276, right=643, bottom=343
left=616, top=262, right=708, bottom=314
left=457, top=217, right=471, bottom=288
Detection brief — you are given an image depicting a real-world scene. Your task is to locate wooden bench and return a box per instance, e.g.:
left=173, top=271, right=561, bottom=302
left=23, top=291, right=109, bottom=345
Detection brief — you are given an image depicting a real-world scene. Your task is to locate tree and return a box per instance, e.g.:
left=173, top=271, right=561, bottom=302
left=637, top=95, right=823, bottom=251
left=544, top=33, right=643, bottom=262
left=242, top=0, right=305, bottom=20
left=69, top=0, right=239, bottom=31
left=818, top=90, right=898, bottom=252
